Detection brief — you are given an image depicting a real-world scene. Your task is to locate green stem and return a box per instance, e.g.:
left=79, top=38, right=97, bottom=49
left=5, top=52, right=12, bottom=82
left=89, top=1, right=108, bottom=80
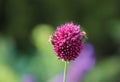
left=63, top=62, right=67, bottom=82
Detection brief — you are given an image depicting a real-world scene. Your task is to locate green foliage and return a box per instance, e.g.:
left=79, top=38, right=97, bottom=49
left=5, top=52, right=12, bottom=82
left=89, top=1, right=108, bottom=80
left=84, top=56, right=120, bottom=82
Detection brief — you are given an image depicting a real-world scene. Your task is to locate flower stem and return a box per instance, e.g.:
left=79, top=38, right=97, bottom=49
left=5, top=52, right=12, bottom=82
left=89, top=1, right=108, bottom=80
left=63, top=62, right=67, bottom=82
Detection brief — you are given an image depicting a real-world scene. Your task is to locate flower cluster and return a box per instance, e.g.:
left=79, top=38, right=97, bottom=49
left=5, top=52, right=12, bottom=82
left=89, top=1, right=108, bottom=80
left=50, top=22, right=86, bottom=61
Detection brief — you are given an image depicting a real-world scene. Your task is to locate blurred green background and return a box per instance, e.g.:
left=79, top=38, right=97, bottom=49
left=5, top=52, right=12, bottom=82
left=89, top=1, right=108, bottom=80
left=0, top=0, right=120, bottom=82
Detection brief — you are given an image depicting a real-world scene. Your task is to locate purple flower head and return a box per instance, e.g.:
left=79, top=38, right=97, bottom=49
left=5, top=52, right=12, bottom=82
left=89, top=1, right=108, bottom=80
left=50, top=22, right=86, bottom=61
left=49, top=43, right=96, bottom=82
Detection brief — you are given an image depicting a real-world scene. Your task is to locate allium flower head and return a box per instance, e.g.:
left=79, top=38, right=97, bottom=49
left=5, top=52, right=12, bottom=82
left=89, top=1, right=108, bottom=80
left=50, top=22, right=86, bottom=61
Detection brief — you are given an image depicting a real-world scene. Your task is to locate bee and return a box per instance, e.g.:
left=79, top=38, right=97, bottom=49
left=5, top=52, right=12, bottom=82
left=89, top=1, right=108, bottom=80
left=49, top=35, right=55, bottom=45
left=49, top=35, right=53, bottom=42
left=81, top=31, right=87, bottom=41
